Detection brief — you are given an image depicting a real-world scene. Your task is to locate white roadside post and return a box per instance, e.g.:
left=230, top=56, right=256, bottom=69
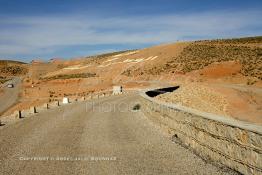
left=113, top=86, right=123, bottom=95
left=62, top=97, right=69, bottom=104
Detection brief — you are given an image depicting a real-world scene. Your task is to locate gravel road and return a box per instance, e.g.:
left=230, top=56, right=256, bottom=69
left=0, top=77, right=21, bottom=115
left=0, top=94, right=236, bottom=175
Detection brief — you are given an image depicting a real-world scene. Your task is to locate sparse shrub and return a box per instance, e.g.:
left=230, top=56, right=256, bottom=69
left=121, top=36, right=262, bottom=79
left=132, top=104, right=141, bottom=110
left=43, top=73, right=97, bottom=80
left=0, top=65, right=28, bottom=75
left=247, top=79, right=257, bottom=85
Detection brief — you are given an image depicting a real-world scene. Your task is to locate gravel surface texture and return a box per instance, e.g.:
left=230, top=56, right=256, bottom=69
left=0, top=94, right=237, bottom=175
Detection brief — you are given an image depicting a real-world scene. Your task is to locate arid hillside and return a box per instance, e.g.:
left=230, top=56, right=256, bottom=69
left=123, top=36, right=262, bottom=81
left=28, top=36, right=261, bottom=86
left=0, top=60, right=28, bottom=84
left=1, top=36, right=262, bottom=124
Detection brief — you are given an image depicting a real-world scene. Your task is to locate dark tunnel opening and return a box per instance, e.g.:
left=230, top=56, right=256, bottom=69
left=145, top=86, right=180, bottom=97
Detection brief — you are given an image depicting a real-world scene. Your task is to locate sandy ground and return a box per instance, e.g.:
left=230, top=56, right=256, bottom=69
left=156, top=82, right=262, bottom=124
left=156, top=83, right=229, bottom=117
left=210, top=84, right=262, bottom=123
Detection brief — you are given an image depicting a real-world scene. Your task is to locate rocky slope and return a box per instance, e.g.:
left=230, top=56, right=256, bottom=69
left=0, top=60, right=28, bottom=84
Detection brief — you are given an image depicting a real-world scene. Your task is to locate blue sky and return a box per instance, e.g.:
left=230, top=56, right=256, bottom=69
left=0, top=0, right=261, bottom=62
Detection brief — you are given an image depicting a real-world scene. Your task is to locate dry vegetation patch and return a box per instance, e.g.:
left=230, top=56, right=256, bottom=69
left=176, top=44, right=262, bottom=79
left=0, top=60, right=28, bottom=76
left=122, top=37, right=262, bottom=80
left=197, top=36, right=262, bottom=45
left=0, top=76, right=10, bottom=84
left=40, top=73, right=97, bottom=80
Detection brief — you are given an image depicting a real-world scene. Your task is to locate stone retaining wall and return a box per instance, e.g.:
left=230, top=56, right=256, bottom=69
left=139, top=92, right=262, bottom=175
